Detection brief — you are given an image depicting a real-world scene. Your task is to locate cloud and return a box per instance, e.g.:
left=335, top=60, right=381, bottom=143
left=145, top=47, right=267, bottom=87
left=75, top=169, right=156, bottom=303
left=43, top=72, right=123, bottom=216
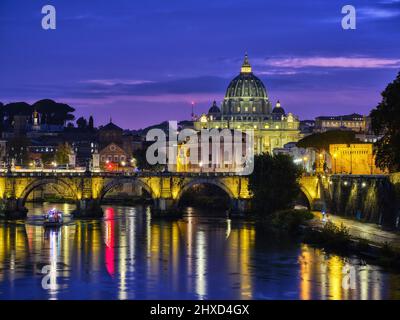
left=75, top=76, right=228, bottom=98
left=359, top=7, right=400, bottom=19
left=81, top=79, right=155, bottom=86
left=263, top=56, right=400, bottom=69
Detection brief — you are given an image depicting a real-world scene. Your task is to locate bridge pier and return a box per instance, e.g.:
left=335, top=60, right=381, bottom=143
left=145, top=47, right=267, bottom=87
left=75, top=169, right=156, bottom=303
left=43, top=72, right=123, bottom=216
left=72, top=198, right=103, bottom=218
left=152, top=197, right=181, bottom=217
left=231, top=198, right=251, bottom=216
left=0, top=198, right=28, bottom=220
left=310, top=199, right=327, bottom=211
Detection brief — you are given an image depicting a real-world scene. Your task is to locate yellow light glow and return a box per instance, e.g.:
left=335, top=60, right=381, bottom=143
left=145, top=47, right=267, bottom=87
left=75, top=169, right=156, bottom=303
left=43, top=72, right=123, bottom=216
left=241, top=66, right=252, bottom=73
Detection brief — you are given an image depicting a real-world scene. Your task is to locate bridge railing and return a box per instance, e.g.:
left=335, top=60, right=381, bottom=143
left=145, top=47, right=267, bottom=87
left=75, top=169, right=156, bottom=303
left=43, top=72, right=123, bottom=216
left=0, top=169, right=242, bottom=178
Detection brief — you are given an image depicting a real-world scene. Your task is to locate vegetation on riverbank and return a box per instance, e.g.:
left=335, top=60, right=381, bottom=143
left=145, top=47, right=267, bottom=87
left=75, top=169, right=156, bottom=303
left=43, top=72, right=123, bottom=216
left=303, top=221, right=351, bottom=251
left=248, top=153, right=302, bottom=216
left=302, top=220, right=400, bottom=269
left=370, top=72, right=400, bottom=172
left=267, top=209, right=314, bottom=232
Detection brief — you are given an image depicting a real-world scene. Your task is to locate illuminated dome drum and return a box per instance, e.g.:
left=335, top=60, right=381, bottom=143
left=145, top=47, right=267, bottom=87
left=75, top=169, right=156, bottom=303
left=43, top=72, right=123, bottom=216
left=221, top=54, right=272, bottom=116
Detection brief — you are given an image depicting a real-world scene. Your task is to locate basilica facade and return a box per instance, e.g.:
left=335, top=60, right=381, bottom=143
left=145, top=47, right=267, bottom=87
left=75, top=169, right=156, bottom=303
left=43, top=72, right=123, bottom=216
left=193, top=54, right=301, bottom=154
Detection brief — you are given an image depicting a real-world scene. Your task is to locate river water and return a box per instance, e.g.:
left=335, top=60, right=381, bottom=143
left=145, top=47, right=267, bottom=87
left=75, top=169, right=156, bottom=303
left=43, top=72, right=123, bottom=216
left=0, top=203, right=399, bottom=300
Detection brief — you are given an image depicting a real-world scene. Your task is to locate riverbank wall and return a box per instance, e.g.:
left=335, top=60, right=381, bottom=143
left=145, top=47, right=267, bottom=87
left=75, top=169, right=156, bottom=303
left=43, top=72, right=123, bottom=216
left=326, top=174, right=400, bottom=228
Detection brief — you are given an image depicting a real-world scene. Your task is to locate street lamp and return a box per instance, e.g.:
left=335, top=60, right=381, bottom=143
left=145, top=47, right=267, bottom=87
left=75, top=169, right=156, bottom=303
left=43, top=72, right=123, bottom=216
left=302, top=156, right=308, bottom=172
left=333, top=153, right=337, bottom=174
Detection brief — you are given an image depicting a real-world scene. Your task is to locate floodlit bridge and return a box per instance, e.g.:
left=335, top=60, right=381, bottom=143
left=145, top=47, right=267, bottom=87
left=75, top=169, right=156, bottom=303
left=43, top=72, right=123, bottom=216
left=0, top=169, right=325, bottom=219
left=0, top=170, right=252, bottom=219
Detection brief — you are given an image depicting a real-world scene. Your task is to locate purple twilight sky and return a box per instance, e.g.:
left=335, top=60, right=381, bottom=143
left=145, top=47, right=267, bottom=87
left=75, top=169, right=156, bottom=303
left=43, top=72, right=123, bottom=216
left=1, top=0, right=400, bottom=129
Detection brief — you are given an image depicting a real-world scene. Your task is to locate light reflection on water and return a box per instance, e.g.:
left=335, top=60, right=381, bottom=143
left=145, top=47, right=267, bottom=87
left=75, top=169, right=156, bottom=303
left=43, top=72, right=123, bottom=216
left=0, top=202, right=399, bottom=300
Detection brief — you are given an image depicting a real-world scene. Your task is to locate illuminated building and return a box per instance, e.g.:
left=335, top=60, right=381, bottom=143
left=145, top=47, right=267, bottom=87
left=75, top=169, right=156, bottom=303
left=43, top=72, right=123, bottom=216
left=99, top=142, right=129, bottom=168
left=175, top=129, right=251, bottom=173
left=193, top=54, right=301, bottom=154
left=315, top=113, right=369, bottom=133
left=328, top=143, right=385, bottom=175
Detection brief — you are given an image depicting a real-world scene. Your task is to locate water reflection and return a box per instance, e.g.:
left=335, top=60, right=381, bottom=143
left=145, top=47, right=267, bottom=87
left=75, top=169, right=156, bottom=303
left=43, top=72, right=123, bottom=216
left=0, top=203, right=398, bottom=299
left=298, top=245, right=391, bottom=300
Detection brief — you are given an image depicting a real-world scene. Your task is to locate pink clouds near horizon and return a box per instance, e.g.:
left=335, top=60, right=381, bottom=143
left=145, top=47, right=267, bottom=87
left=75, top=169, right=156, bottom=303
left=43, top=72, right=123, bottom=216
left=263, top=56, right=400, bottom=69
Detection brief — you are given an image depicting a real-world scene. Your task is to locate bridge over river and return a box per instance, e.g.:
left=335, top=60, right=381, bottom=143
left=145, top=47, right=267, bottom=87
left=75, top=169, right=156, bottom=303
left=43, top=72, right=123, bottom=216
left=0, top=169, right=397, bottom=223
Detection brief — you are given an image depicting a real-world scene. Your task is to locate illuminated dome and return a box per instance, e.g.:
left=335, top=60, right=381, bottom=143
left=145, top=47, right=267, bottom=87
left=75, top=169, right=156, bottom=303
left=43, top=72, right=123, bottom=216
left=221, top=54, right=271, bottom=115
left=225, top=55, right=268, bottom=99
left=272, top=101, right=285, bottom=115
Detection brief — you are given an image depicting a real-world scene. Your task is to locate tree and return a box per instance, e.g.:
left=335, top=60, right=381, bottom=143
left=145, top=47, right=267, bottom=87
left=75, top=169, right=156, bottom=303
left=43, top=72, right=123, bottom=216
left=297, top=130, right=359, bottom=152
left=3, top=102, right=32, bottom=126
left=55, top=142, right=72, bottom=165
left=88, top=116, right=94, bottom=129
left=76, top=117, right=88, bottom=129
left=41, top=153, right=54, bottom=166
left=133, top=146, right=165, bottom=172
left=370, top=72, right=400, bottom=172
left=248, top=153, right=302, bottom=216
left=32, top=99, right=75, bottom=125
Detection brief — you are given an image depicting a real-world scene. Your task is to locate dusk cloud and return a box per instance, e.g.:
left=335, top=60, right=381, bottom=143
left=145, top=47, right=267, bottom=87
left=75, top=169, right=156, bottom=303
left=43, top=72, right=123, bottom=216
left=263, top=57, right=400, bottom=69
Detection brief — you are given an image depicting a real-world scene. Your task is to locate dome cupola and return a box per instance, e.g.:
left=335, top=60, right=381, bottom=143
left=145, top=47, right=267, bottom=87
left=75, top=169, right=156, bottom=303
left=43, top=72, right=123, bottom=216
left=225, top=54, right=268, bottom=99
left=221, top=53, right=271, bottom=115
left=208, top=101, right=221, bottom=115
left=272, top=100, right=285, bottom=115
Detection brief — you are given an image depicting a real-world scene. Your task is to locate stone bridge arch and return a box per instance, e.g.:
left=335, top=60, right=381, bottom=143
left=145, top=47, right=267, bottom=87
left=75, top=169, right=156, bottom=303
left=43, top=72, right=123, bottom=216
left=176, top=178, right=236, bottom=202
left=299, top=186, right=313, bottom=209
left=19, top=177, right=78, bottom=206
left=299, top=176, right=325, bottom=210
left=99, top=177, right=154, bottom=201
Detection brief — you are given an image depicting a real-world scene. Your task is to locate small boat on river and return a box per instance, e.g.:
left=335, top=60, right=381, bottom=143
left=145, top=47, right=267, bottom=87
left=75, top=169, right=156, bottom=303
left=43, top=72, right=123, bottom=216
left=43, top=208, right=64, bottom=228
